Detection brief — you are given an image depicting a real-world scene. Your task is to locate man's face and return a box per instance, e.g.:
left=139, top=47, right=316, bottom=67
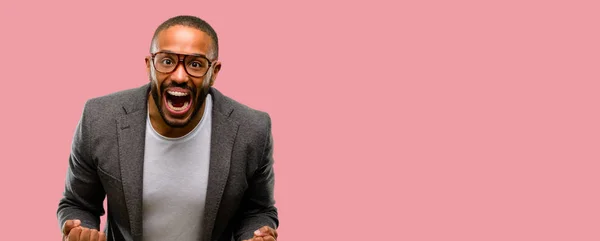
left=146, top=25, right=219, bottom=128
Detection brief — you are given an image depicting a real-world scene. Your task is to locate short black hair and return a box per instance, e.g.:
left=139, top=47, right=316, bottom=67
left=150, top=15, right=219, bottom=59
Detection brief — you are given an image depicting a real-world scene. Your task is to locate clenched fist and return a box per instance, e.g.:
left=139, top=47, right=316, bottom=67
left=243, top=226, right=278, bottom=241
left=62, top=220, right=106, bottom=241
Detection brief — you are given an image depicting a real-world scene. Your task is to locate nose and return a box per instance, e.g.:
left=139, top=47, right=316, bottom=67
left=170, top=61, right=189, bottom=84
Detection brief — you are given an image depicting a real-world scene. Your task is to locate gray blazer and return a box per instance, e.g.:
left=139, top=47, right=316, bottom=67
left=57, top=83, right=279, bottom=241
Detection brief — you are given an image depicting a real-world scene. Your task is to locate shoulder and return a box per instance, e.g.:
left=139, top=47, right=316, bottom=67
left=211, top=88, right=272, bottom=129
left=82, top=84, right=149, bottom=122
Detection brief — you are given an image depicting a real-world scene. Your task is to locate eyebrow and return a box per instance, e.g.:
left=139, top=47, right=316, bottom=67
left=160, top=50, right=207, bottom=58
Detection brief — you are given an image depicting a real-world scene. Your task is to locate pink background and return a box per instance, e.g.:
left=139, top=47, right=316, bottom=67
left=1, top=0, right=599, bottom=240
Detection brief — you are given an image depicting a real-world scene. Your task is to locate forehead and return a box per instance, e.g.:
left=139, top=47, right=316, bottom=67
left=154, top=25, right=212, bottom=56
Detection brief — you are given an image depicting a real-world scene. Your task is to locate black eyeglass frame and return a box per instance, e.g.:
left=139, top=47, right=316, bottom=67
left=150, top=51, right=215, bottom=78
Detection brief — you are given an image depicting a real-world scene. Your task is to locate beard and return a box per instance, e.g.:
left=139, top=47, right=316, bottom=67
left=149, top=74, right=211, bottom=128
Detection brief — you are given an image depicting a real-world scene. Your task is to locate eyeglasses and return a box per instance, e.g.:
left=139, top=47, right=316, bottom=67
left=151, top=51, right=214, bottom=77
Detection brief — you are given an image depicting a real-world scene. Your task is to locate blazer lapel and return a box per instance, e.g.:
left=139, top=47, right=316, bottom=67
left=202, top=88, right=239, bottom=241
left=117, top=84, right=150, bottom=241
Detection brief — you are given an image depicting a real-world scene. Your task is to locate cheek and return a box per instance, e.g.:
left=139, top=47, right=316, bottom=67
left=151, top=73, right=168, bottom=88
left=192, top=76, right=208, bottom=89
left=150, top=71, right=158, bottom=83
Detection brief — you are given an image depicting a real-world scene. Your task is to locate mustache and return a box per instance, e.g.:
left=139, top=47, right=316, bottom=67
left=160, top=82, right=197, bottom=95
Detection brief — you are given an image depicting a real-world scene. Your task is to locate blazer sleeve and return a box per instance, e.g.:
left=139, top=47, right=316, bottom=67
left=57, top=100, right=106, bottom=232
left=235, top=114, right=280, bottom=241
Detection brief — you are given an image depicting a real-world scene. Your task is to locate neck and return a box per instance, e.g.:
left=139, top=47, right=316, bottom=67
left=148, top=93, right=206, bottom=138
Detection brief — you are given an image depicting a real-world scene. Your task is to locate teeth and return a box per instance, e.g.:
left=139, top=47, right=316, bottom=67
left=167, top=100, right=190, bottom=112
left=167, top=90, right=189, bottom=96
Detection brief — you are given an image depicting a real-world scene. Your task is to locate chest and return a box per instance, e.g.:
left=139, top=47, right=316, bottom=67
left=142, top=118, right=212, bottom=199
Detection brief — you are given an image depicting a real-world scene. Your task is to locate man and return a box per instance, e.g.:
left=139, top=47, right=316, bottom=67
left=57, top=15, right=279, bottom=241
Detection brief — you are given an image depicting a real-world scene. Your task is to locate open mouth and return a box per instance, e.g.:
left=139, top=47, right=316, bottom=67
left=163, top=88, right=193, bottom=115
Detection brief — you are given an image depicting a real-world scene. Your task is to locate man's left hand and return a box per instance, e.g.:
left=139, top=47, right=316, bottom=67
left=243, top=226, right=278, bottom=241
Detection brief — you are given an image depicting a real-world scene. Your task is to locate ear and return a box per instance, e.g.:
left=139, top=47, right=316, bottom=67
left=209, top=61, right=222, bottom=87
left=145, top=56, right=152, bottom=81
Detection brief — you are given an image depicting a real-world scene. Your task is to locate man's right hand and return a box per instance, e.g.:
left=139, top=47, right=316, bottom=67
left=62, top=220, right=106, bottom=241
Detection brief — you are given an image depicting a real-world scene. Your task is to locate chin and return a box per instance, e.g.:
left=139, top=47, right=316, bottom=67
left=157, top=108, right=191, bottom=128
left=163, top=115, right=193, bottom=128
